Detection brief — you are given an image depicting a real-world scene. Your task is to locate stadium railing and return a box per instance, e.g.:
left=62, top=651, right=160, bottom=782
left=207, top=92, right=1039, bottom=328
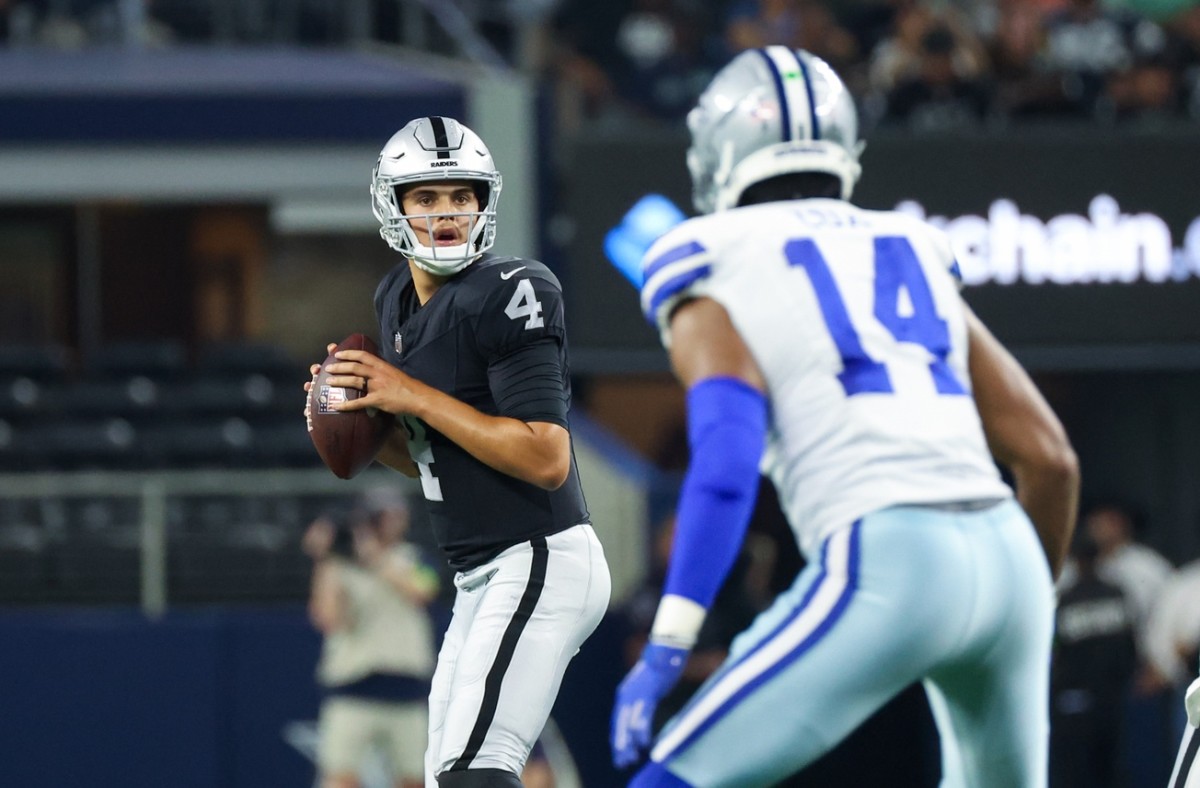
left=0, top=466, right=411, bottom=614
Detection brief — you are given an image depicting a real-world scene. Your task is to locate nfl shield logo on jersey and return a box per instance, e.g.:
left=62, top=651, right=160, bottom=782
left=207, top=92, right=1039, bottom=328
left=394, top=332, right=402, bottom=353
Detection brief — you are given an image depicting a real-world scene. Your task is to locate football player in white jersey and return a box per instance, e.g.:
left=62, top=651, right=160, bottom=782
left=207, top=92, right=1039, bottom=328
left=609, top=47, right=1080, bottom=787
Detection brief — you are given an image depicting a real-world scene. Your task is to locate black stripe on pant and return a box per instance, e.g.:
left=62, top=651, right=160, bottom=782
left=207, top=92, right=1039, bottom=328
left=1176, top=727, right=1199, bottom=788
left=449, top=537, right=549, bottom=771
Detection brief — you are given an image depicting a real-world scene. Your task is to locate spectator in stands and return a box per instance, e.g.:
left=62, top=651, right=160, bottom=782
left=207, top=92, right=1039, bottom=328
left=1106, top=44, right=1184, bottom=120
left=1166, top=4, right=1200, bottom=116
left=547, top=0, right=724, bottom=124
left=1059, top=502, right=1174, bottom=646
left=612, top=0, right=725, bottom=120
left=864, top=3, right=991, bottom=124
left=1166, top=5, right=1200, bottom=117
left=1041, top=0, right=1161, bottom=117
left=10, top=0, right=172, bottom=48
left=881, top=22, right=995, bottom=128
left=303, top=490, right=440, bottom=788
left=547, top=0, right=633, bottom=129
left=1055, top=500, right=1176, bottom=784
left=839, top=0, right=912, bottom=68
left=868, top=4, right=988, bottom=94
left=988, top=0, right=1081, bottom=118
left=1142, top=556, right=1200, bottom=695
left=1049, top=536, right=1137, bottom=788
left=724, top=0, right=859, bottom=71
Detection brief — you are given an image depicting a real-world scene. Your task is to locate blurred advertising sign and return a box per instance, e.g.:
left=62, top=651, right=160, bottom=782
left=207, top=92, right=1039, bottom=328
left=563, top=126, right=1200, bottom=363
left=897, top=195, right=1200, bottom=286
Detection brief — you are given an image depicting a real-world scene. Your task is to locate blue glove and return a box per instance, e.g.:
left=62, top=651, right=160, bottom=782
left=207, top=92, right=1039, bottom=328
left=610, top=641, right=689, bottom=769
left=603, top=194, right=686, bottom=288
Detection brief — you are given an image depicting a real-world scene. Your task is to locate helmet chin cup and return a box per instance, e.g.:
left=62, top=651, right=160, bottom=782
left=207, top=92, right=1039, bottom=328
left=379, top=210, right=489, bottom=276
left=408, top=244, right=477, bottom=275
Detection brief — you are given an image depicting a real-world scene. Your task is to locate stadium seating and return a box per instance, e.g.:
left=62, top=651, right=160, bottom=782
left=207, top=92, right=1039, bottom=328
left=82, top=339, right=188, bottom=381
left=0, top=340, right=332, bottom=604
left=0, top=344, right=73, bottom=382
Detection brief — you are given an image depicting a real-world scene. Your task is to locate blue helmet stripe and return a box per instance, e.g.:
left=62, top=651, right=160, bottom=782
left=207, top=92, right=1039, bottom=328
left=755, top=49, right=792, bottom=142
left=794, top=51, right=820, bottom=140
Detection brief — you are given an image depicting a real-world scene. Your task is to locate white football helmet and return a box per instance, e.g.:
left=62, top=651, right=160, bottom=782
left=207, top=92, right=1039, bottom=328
left=371, top=116, right=503, bottom=275
left=687, top=47, right=863, bottom=214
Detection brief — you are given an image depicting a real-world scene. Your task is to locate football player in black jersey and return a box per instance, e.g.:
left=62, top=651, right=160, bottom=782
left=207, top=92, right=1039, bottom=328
left=315, top=116, right=611, bottom=788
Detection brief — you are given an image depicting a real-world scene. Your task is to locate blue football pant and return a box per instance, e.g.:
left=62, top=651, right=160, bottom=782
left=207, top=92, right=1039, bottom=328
left=633, top=499, right=1055, bottom=788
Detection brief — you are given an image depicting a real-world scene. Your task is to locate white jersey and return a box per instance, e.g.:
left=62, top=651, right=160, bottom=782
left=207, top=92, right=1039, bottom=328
left=641, top=198, right=1011, bottom=557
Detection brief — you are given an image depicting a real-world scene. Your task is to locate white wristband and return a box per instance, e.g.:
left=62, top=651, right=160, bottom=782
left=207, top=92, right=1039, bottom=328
left=649, top=594, right=707, bottom=650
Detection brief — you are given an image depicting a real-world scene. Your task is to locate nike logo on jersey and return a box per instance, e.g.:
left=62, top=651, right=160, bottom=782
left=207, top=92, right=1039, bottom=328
left=500, top=266, right=527, bottom=280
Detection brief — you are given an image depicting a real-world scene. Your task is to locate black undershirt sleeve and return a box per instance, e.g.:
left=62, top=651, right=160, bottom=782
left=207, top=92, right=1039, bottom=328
left=487, top=337, right=569, bottom=428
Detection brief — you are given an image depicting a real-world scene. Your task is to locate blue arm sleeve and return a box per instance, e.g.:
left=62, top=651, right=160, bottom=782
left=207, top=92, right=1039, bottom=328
left=662, top=376, right=767, bottom=609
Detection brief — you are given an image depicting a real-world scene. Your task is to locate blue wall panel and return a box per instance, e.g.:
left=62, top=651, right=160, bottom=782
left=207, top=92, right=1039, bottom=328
left=0, top=609, right=322, bottom=788
left=0, top=610, right=227, bottom=787
left=0, top=608, right=625, bottom=787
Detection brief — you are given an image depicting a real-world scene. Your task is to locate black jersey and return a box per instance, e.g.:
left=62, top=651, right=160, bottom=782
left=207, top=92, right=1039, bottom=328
left=374, top=254, right=590, bottom=571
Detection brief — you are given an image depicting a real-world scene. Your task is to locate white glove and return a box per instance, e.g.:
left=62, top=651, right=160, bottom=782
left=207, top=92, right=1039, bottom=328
left=1186, top=676, right=1200, bottom=728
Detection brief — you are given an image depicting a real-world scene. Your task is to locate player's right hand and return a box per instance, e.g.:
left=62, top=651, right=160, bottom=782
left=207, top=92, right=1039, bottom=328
left=610, top=641, right=689, bottom=769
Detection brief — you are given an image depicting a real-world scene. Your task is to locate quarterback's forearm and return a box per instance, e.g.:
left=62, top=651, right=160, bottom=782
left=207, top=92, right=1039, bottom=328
left=406, top=377, right=570, bottom=490
left=966, top=307, right=1079, bottom=577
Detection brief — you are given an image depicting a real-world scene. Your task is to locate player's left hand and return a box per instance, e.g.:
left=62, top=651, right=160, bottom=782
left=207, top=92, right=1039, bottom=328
left=610, top=641, right=689, bottom=769
left=324, top=350, right=424, bottom=416
left=302, top=343, right=337, bottom=431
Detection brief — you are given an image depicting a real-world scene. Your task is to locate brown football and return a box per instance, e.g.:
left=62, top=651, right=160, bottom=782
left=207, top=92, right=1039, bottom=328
left=307, top=333, right=392, bottom=479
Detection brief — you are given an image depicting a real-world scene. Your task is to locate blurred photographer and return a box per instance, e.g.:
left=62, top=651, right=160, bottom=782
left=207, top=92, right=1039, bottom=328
left=302, top=489, right=440, bottom=788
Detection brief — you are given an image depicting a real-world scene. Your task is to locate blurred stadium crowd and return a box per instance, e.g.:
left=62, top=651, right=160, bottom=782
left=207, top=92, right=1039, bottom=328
left=5, top=0, right=1200, bottom=129
left=550, top=0, right=1200, bottom=128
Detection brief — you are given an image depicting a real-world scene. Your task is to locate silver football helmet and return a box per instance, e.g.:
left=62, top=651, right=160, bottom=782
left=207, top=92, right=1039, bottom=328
left=687, top=47, right=863, bottom=214
left=371, top=116, right=503, bottom=275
